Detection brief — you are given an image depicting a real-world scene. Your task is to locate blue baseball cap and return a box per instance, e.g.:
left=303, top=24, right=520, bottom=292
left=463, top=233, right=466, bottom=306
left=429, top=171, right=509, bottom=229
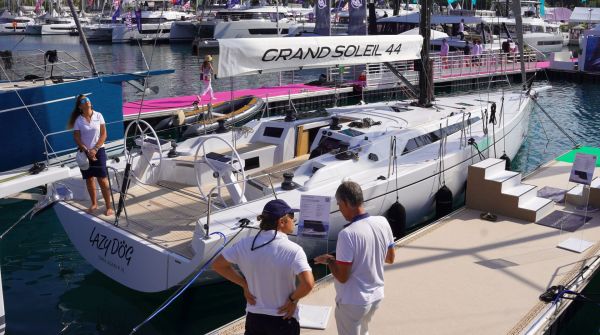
left=261, top=199, right=299, bottom=219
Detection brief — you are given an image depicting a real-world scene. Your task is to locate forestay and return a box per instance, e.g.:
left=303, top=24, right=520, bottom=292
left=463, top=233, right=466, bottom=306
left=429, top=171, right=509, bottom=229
left=217, top=35, right=423, bottom=78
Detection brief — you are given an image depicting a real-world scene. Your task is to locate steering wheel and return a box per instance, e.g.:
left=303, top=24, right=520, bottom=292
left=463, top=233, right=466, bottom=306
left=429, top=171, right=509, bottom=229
left=123, top=119, right=164, bottom=182
left=193, top=136, right=247, bottom=208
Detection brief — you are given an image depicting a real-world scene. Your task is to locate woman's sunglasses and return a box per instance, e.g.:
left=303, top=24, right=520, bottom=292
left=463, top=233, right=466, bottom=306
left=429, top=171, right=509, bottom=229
left=79, top=97, right=90, bottom=105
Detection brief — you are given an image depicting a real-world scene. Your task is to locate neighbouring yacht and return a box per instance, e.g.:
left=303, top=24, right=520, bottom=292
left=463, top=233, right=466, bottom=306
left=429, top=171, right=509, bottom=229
left=191, top=6, right=314, bottom=51
left=112, top=10, right=193, bottom=43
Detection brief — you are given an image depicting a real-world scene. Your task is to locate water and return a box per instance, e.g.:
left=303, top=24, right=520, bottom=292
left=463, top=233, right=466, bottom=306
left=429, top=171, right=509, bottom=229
left=1, top=35, right=600, bottom=334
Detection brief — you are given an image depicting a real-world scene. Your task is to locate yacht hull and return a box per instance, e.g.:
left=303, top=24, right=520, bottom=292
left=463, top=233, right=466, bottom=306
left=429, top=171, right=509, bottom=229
left=52, top=90, right=535, bottom=292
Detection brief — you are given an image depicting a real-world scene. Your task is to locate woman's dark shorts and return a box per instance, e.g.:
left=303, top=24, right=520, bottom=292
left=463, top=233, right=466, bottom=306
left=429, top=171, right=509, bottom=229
left=81, top=147, right=108, bottom=179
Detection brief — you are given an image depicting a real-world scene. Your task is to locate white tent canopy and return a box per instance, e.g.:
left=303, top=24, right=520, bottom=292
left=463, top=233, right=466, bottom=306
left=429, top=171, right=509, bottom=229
left=400, top=27, right=449, bottom=39
left=217, top=35, right=423, bottom=78
left=569, top=7, right=600, bottom=24
left=378, top=12, right=483, bottom=25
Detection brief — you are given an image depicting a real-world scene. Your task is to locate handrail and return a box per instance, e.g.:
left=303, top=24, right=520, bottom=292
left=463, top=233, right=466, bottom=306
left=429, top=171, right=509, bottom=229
left=42, top=119, right=125, bottom=167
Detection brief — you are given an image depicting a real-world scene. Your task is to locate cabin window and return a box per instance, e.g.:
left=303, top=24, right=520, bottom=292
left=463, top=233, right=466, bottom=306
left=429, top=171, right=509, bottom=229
left=538, top=40, right=562, bottom=46
left=402, top=117, right=481, bottom=155
left=248, top=28, right=289, bottom=35
left=263, top=127, right=284, bottom=138
left=244, top=157, right=260, bottom=171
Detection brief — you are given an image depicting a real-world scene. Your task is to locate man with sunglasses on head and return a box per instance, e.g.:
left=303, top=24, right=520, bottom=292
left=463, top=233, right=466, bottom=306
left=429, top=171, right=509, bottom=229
left=315, top=181, right=395, bottom=335
left=212, top=199, right=315, bottom=335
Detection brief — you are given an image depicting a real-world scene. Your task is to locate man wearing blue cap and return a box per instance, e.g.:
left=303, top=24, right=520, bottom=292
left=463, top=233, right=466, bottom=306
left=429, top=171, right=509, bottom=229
left=212, top=199, right=315, bottom=335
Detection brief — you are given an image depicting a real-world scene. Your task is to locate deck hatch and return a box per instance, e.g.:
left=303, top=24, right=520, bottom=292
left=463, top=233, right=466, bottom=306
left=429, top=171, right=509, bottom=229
left=476, top=258, right=518, bottom=269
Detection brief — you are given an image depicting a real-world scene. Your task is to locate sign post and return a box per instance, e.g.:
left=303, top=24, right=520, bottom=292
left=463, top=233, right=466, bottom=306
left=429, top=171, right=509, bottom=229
left=559, top=153, right=596, bottom=253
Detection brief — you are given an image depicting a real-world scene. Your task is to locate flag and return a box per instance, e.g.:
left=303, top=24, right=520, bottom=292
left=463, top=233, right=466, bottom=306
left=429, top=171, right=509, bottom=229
left=315, top=0, right=330, bottom=35
left=348, top=0, right=366, bottom=35
left=88, top=0, right=94, bottom=8
left=182, top=0, right=190, bottom=10
left=472, top=0, right=476, bottom=6
left=135, top=7, right=142, bottom=33
left=112, top=0, right=121, bottom=23
left=125, top=11, right=133, bottom=30
left=171, top=0, right=181, bottom=5
left=34, top=0, right=44, bottom=14
left=447, top=0, right=453, bottom=5
left=226, top=0, right=239, bottom=8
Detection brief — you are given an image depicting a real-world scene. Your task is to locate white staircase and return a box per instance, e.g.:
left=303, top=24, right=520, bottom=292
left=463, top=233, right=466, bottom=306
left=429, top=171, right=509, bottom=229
left=565, top=177, right=600, bottom=207
left=466, top=158, right=554, bottom=222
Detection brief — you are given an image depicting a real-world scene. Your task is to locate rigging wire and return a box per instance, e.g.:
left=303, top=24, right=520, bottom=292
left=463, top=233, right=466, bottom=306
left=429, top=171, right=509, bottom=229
left=115, top=4, right=168, bottom=225
left=0, top=61, right=60, bottom=165
left=130, top=224, right=249, bottom=335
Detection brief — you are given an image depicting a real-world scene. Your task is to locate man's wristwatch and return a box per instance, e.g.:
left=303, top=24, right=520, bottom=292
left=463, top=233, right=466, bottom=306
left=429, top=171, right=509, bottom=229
left=288, top=294, right=299, bottom=304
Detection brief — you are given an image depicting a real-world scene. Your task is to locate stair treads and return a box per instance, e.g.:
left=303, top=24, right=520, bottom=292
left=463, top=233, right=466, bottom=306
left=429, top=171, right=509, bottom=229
left=536, top=210, right=592, bottom=232
left=537, top=186, right=567, bottom=203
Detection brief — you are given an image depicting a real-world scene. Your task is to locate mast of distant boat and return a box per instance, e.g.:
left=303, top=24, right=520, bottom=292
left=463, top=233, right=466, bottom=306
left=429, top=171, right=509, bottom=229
left=66, top=0, right=98, bottom=76
left=418, top=0, right=433, bottom=106
left=511, top=0, right=526, bottom=87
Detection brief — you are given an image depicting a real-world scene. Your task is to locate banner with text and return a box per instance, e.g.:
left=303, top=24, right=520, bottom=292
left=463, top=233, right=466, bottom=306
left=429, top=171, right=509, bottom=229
left=348, top=0, right=366, bottom=35
left=218, top=35, right=423, bottom=78
left=315, top=0, right=331, bottom=36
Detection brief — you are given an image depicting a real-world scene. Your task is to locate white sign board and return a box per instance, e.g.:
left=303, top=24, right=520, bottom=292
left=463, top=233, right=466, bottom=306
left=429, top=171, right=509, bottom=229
left=217, top=35, right=423, bottom=77
left=298, top=194, right=331, bottom=239
left=569, top=153, right=597, bottom=185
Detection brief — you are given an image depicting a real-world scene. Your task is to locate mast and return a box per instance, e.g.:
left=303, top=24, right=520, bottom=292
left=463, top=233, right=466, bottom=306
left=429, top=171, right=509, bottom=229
left=66, top=0, right=98, bottom=76
left=418, top=0, right=432, bottom=106
left=510, top=0, right=526, bottom=87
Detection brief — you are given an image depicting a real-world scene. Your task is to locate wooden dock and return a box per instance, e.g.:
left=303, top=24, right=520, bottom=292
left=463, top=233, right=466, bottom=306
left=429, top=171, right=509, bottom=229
left=209, top=153, right=600, bottom=335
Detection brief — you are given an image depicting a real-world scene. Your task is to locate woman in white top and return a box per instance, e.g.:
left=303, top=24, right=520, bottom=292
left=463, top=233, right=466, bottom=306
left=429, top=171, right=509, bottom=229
left=68, top=95, right=114, bottom=216
left=199, top=55, right=216, bottom=101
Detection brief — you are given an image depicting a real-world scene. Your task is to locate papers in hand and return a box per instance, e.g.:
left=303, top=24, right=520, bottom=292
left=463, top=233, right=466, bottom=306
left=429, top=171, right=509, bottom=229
left=298, top=304, right=332, bottom=330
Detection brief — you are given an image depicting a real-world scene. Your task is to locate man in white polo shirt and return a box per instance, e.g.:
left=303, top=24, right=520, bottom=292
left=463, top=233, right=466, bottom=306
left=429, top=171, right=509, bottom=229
left=212, top=199, right=315, bottom=335
left=315, top=181, right=395, bottom=335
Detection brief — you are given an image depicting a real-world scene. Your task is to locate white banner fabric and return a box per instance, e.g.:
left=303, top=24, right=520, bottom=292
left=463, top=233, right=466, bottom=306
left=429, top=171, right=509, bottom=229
left=217, top=35, right=423, bottom=78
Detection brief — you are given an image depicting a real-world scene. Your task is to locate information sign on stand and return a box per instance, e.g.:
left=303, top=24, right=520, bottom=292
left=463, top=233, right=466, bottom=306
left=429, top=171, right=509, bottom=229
left=298, top=195, right=331, bottom=239
left=561, top=153, right=596, bottom=253
left=568, top=153, right=597, bottom=185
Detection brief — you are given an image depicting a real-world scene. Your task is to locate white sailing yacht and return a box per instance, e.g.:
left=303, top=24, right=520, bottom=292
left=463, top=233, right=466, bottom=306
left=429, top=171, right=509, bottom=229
left=47, top=34, right=549, bottom=292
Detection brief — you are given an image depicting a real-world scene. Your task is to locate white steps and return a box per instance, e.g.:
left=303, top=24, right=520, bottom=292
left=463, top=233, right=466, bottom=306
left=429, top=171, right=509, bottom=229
left=467, top=158, right=554, bottom=222
left=566, top=177, right=600, bottom=206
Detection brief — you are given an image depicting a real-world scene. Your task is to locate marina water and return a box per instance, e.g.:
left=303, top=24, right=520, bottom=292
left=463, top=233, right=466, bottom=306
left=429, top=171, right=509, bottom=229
left=0, top=35, right=599, bottom=334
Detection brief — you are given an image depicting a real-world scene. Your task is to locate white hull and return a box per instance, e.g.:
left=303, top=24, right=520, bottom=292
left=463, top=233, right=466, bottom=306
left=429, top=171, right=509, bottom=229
left=523, top=32, right=563, bottom=53
left=25, top=23, right=76, bottom=35
left=112, top=22, right=173, bottom=43
left=169, top=21, right=200, bottom=42
left=53, top=89, right=537, bottom=292
left=82, top=25, right=114, bottom=42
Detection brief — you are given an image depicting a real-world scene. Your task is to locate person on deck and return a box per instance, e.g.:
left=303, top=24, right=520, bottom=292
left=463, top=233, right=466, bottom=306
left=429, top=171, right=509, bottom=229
left=440, top=38, right=450, bottom=69
left=458, top=18, right=465, bottom=40
left=200, top=55, right=216, bottom=101
left=212, top=199, right=315, bottom=335
left=315, top=181, right=395, bottom=335
left=463, top=40, right=471, bottom=67
left=68, top=95, right=114, bottom=216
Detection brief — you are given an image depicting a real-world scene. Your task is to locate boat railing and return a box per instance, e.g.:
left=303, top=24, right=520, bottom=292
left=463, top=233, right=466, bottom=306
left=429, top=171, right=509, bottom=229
left=0, top=49, right=91, bottom=83
left=363, top=49, right=539, bottom=89
left=41, top=119, right=125, bottom=167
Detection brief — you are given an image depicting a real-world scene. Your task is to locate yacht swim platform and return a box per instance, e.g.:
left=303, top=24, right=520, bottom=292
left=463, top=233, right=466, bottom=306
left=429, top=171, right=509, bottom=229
left=209, top=155, right=600, bottom=335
